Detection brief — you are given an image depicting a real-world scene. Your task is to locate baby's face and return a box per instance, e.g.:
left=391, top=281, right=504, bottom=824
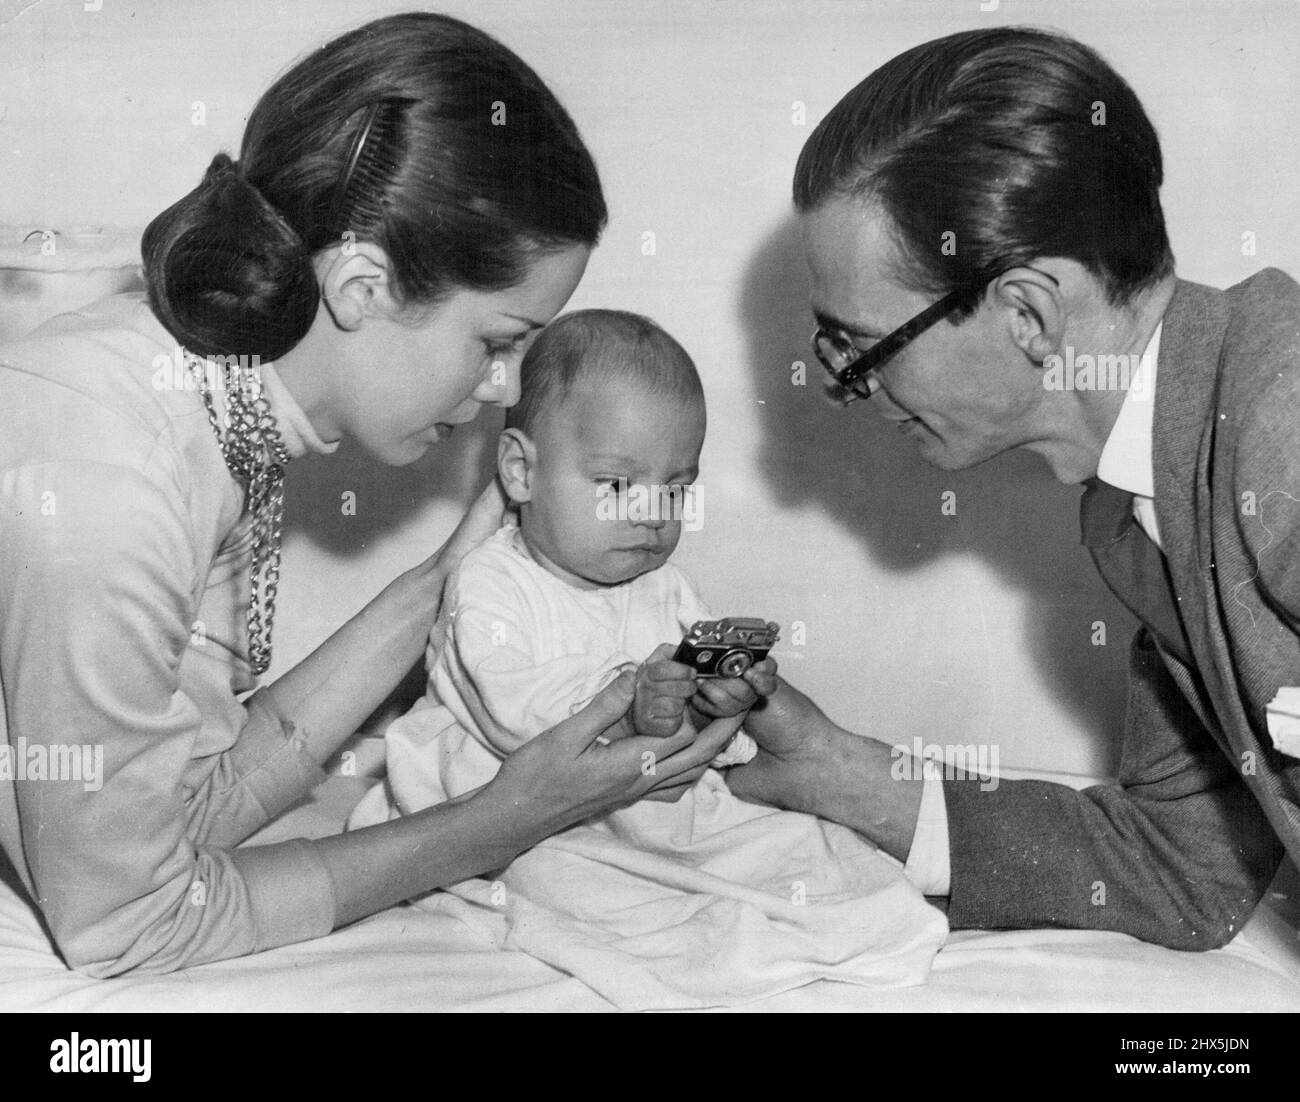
left=518, top=379, right=705, bottom=588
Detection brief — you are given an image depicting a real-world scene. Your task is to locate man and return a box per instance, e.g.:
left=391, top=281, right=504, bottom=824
left=728, top=26, right=1300, bottom=949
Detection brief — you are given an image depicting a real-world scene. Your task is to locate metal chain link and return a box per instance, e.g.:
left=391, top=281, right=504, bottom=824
left=187, top=353, right=291, bottom=676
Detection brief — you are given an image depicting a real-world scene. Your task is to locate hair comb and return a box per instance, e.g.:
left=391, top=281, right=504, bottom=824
left=330, top=97, right=412, bottom=237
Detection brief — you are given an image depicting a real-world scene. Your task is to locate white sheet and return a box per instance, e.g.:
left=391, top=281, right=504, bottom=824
left=2, top=774, right=1298, bottom=1012
left=354, top=715, right=950, bottom=1008
left=404, top=787, right=950, bottom=1010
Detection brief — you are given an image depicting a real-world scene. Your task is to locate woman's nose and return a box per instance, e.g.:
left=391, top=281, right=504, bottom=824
left=477, top=358, right=521, bottom=408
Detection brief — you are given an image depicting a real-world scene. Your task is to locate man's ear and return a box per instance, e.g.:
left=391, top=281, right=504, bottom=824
left=498, top=428, right=537, bottom=505
left=316, top=241, right=400, bottom=331
left=991, top=263, right=1071, bottom=364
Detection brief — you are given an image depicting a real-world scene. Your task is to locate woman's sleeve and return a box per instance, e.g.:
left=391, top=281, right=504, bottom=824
left=0, top=458, right=335, bottom=976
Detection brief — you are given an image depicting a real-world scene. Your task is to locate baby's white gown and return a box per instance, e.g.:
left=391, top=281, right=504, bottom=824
left=349, top=524, right=947, bottom=1009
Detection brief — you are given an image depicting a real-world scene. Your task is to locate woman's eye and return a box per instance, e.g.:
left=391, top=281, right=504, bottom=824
left=484, top=334, right=529, bottom=359
left=596, top=478, right=623, bottom=497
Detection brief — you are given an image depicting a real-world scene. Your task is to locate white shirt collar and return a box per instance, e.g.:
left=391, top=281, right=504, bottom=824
left=1095, top=321, right=1162, bottom=499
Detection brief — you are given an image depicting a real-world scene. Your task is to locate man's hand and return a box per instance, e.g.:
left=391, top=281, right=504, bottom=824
left=723, top=673, right=835, bottom=809
left=632, top=643, right=698, bottom=738
left=688, top=657, right=778, bottom=721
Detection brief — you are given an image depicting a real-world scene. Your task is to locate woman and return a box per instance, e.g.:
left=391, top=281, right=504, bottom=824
left=0, top=12, right=738, bottom=977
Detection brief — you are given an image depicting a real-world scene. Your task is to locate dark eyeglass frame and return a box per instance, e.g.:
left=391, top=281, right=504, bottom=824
left=811, top=269, right=1062, bottom=406
left=811, top=288, right=969, bottom=406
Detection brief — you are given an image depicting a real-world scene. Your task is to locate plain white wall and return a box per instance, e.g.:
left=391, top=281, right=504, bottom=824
left=3, top=0, right=1298, bottom=777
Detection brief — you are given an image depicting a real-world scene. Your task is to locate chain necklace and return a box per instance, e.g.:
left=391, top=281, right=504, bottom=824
left=187, top=352, right=291, bottom=676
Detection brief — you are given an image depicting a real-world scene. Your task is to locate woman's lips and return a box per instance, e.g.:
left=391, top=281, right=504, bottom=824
left=428, top=408, right=481, bottom=441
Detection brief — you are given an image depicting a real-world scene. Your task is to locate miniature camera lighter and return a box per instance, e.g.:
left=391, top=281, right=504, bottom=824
left=673, top=618, right=780, bottom=678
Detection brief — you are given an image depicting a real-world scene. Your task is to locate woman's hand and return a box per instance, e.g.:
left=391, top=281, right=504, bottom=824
left=320, top=669, right=746, bottom=927
left=483, top=668, right=747, bottom=838
left=417, top=479, right=509, bottom=581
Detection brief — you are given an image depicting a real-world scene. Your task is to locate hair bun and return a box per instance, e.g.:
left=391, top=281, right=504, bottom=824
left=205, top=151, right=239, bottom=182
left=143, top=152, right=319, bottom=363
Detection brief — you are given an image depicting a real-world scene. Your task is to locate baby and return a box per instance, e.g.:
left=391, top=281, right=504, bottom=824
left=409, top=308, right=764, bottom=805
left=349, top=309, right=947, bottom=1009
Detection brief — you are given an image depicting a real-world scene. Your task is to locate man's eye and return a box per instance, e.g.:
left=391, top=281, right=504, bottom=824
left=596, top=478, right=623, bottom=496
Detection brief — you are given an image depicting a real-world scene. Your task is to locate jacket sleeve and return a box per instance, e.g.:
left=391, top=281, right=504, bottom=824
left=943, top=629, right=1281, bottom=949
left=0, top=458, right=335, bottom=976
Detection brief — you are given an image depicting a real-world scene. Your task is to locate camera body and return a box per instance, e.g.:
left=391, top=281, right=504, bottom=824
left=673, top=618, right=780, bottom=678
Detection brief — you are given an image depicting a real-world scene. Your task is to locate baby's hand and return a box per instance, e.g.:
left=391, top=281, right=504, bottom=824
left=688, top=657, right=779, bottom=721
left=632, top=643, right=699, bottom=738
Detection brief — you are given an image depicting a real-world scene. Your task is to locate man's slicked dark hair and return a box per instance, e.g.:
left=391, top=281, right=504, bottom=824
left=793, top=26, right=1174, bottom=312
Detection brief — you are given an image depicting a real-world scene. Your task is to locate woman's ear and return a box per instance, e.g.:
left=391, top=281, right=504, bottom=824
left=498, top=428, right=537, bottom=505
left=316, top=240, right=399, bottom=331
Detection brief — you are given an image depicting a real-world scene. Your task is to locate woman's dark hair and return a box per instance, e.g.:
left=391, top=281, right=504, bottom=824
left=143, top=12, right=607, bottom=361
left=793, top=26, right=1173, bottom=314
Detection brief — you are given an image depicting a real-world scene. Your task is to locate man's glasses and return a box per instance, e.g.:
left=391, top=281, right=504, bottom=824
left=812, top=269, right=1062, bottom=406
left=811, top=287, right=969, bottom=406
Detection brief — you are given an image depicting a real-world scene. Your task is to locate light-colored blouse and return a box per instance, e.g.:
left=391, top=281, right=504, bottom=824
left=0, top=293, right=339, bottom=976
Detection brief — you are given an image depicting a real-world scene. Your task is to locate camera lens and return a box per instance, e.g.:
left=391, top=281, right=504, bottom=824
left=718, top=650, right=753, bottom=677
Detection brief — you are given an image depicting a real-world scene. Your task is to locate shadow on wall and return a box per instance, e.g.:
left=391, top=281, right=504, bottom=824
left=739, top=214, right=1134, bottom=766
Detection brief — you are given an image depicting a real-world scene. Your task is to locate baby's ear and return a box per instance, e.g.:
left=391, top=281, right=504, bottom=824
left=497, top=428, right=536, bottom=504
